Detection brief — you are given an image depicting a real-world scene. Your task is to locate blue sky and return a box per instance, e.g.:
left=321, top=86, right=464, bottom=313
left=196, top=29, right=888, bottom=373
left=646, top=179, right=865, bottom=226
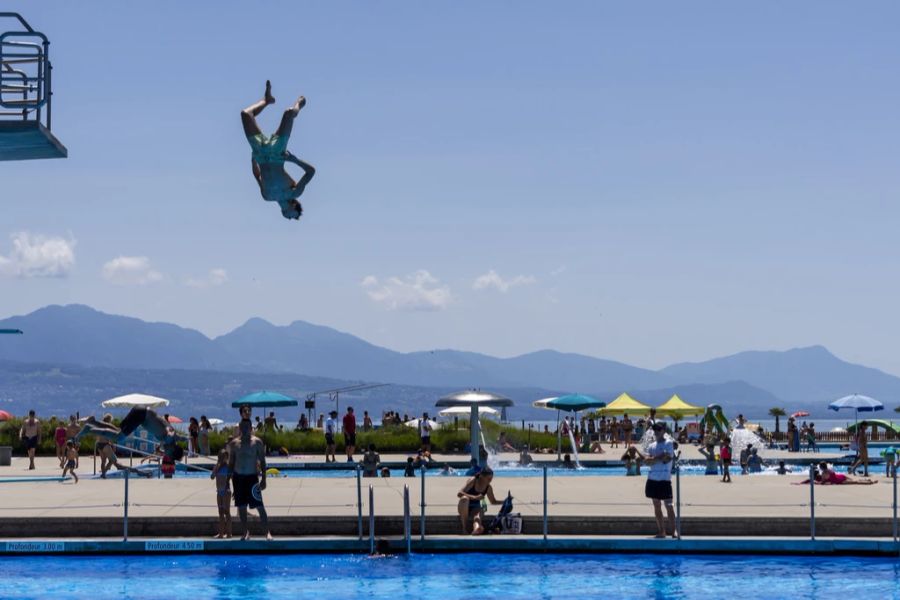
left=2, top=2, right=900, bottom=374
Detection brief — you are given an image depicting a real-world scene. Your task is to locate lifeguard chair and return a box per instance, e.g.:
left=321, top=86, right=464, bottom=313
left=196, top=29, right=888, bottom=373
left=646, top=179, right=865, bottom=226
left=0, top=13, right=66, bottom=161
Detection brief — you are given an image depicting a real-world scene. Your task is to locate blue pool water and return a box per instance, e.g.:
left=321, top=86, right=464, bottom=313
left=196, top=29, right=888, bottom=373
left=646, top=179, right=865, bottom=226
left=1, top=553, right=899, bottom=599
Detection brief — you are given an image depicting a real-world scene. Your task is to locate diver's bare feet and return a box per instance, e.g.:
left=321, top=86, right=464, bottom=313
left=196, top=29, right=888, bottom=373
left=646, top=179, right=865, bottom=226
left=266, top=532, right=273, bottom=541
left=213, top=534, right=223, bottom=539
left=295, top=96, right=306, bottom=110
left=241, top=532, right=251, bottom=541
left=264, top=80, right=275, bottom=105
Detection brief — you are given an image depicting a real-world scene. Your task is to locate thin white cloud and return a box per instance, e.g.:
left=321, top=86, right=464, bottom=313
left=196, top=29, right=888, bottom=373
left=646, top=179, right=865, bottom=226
left=361, top=270, right=452, bottom=311
left=550, top=265, right=567, bottom=277
left=101, top=256, right=163, bottom=286
left=186, top=268, right=228, bottom=288
left=472, top=269, right=537, bottom=293
left=0, top=232, right=75, bottom=279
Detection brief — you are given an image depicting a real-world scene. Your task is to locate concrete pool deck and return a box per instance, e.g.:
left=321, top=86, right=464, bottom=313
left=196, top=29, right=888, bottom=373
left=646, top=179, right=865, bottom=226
left=0, top=453, right=897, bottom=540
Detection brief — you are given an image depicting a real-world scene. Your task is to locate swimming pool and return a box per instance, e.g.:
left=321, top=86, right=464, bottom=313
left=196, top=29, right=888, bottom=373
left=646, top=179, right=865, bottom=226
left=1, top=553, right=898, bottom=599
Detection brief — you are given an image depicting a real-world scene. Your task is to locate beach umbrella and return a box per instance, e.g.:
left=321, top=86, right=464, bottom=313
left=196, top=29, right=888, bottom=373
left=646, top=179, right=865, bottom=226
left=207, top=418, right=224, bottom=427
left=791, top=411, right=810, bottom=419
left=545, top=394, right=606, bottom=413
left=828, top=394, right=883, bottom=426
left=436, top=390, right=514, bottom=465
left=101, top=393, right=171, bottom=409
left=0, top=409, right=11, bottom=421
left=231, top=391, right=298, bottom=409
left=437, top=406, right=499, bottom=418
left=404, top=418, right=438, bottom=430
left=536, top=394, right=606, bottom=459
left=599, top=393, right=652, bottom=416
left=165, top=415, right=183, bottom=424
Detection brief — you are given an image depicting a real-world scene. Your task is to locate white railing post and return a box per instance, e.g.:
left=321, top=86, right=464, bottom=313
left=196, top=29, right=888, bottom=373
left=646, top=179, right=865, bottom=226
left=542, top=464, right=548, bottom=540
left=420, top=464, right=426, bottom=540
left=809, top=463, right=816, bottom=541
left=356, top=465, right=363, bottom=540
left=368, top=485, right=375, bottom=554
left=893, top=464, right=897, bottom=542
left=123, top=469, right=129, bottom=542
left=675, top=456, right=682, bottom=539
left=403, top=485, right=411, bottom=554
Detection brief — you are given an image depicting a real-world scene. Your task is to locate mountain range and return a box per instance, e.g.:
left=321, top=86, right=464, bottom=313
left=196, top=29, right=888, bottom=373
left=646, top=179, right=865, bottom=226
left=0, top=304, right=898, bottom=416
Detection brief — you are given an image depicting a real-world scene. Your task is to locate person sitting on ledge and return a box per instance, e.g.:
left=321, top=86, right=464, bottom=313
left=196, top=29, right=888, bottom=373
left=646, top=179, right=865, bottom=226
left=457, top=467, right=503, bottom=535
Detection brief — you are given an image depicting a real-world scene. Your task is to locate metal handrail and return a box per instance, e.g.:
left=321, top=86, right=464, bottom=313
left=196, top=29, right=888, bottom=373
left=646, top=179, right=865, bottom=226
left=0, top=13, right=52, bottom=128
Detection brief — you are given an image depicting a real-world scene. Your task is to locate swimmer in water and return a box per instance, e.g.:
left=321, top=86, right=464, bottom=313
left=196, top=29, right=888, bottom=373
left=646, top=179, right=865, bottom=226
left=241, top=80, right=316, bottom=220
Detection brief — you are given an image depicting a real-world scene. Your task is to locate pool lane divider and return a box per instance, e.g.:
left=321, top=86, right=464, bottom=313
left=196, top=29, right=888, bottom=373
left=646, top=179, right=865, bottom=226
left=2, top=537, right=900, bottom=556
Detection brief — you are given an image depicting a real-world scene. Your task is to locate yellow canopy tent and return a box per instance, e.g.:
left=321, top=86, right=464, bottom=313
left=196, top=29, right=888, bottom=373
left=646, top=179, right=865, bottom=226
left=599, top=393, right=652, bottom=416
left=655, top=394, right=704, bottom=420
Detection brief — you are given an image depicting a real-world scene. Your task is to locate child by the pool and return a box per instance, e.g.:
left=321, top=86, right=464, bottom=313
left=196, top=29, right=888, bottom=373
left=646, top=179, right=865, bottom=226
left=61, top=440, right=78, bottom=483
left=621, top=446, right=643, bottom=476
left=719, top=437, right=732, bottom=483
left=211, top=449, right=232, bottom=539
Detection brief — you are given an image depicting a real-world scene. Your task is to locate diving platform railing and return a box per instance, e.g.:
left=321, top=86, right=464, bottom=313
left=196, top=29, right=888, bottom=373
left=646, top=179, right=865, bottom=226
left=0, top=12, right=66, bottom=160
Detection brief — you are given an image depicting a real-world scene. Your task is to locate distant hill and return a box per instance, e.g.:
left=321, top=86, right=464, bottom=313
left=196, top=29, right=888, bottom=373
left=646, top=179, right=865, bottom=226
left=0, top=361, right=778, bottom=421
left=0, top=304, right=672, bottom=391
left=2, top=304, right=900, bottom=413
left=0, top=304, right=228, bottom=370
left=661, top=346, right=900, bottom=408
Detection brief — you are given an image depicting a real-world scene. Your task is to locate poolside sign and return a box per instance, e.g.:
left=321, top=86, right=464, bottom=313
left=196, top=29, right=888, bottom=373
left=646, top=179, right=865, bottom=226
left=144, top=540, right=204, bottom=551
left=4, top=541, right=65, bottom=552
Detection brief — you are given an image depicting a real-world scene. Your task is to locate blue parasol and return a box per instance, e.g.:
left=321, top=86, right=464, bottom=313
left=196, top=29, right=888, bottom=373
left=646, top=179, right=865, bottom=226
left=828, top=394, right=883, bottom=426
left=231, top=391, right=298, bottom=408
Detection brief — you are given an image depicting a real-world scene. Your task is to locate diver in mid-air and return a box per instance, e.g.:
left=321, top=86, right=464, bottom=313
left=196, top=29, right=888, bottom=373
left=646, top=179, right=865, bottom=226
left=241, top=81, right=316, bottom=220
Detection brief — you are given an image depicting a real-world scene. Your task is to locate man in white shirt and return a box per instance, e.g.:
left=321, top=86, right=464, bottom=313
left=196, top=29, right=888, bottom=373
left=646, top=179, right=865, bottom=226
left=644, top=422, right=677, bottom=538
left=419, top=412, right=433, bottom=453
left=324, top=410, right=338, bottom=463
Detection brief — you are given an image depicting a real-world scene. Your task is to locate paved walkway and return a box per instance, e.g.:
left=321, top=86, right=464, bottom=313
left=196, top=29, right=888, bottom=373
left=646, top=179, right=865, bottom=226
left=0, top=455, right=894, bottom=521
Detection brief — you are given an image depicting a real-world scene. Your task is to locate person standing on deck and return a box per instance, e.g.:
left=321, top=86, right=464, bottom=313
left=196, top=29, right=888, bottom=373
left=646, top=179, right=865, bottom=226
left=54, top=420, right=67, bottom=468
left=849, top=423, right=870, bottom=477
left=644, top=423, right=677, bottom=538
left=19, top=410, right=40, bottom=470
left=419, top=412, right=433, bottom=453
left=622, top=414, right=634, bottom=446
left=227, top=419, right=272, bottom=540
left=324, top=411, right=338, bottom=463
left=343, top=407, right=357, bottom=462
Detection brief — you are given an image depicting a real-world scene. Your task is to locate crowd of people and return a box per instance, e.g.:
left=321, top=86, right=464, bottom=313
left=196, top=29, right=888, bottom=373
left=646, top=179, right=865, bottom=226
left=10, top=405, right=893, bottom=540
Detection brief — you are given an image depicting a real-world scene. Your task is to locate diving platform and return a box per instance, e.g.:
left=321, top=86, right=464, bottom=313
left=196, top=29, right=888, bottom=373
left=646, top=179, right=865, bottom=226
left=0, top=121, right=66, bottom=160
left=0, top=12, right=66, bottom=161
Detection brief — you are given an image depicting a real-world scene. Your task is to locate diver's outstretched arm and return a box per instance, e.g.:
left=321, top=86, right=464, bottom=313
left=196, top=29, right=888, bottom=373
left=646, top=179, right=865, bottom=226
left=285, top=153, right=316, bottom=198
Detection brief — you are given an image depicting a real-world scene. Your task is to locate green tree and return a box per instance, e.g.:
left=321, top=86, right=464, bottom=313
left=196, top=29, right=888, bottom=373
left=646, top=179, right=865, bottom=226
left=768, top=407, right=786, bottom=434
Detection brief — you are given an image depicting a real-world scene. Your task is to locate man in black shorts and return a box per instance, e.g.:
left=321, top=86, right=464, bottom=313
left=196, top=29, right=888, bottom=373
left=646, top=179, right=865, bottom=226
left=19, top=410, right=40, bottom=470
left=644, top=422, right=677, bottom=538
left=227, top=418, right=271, bottom=540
